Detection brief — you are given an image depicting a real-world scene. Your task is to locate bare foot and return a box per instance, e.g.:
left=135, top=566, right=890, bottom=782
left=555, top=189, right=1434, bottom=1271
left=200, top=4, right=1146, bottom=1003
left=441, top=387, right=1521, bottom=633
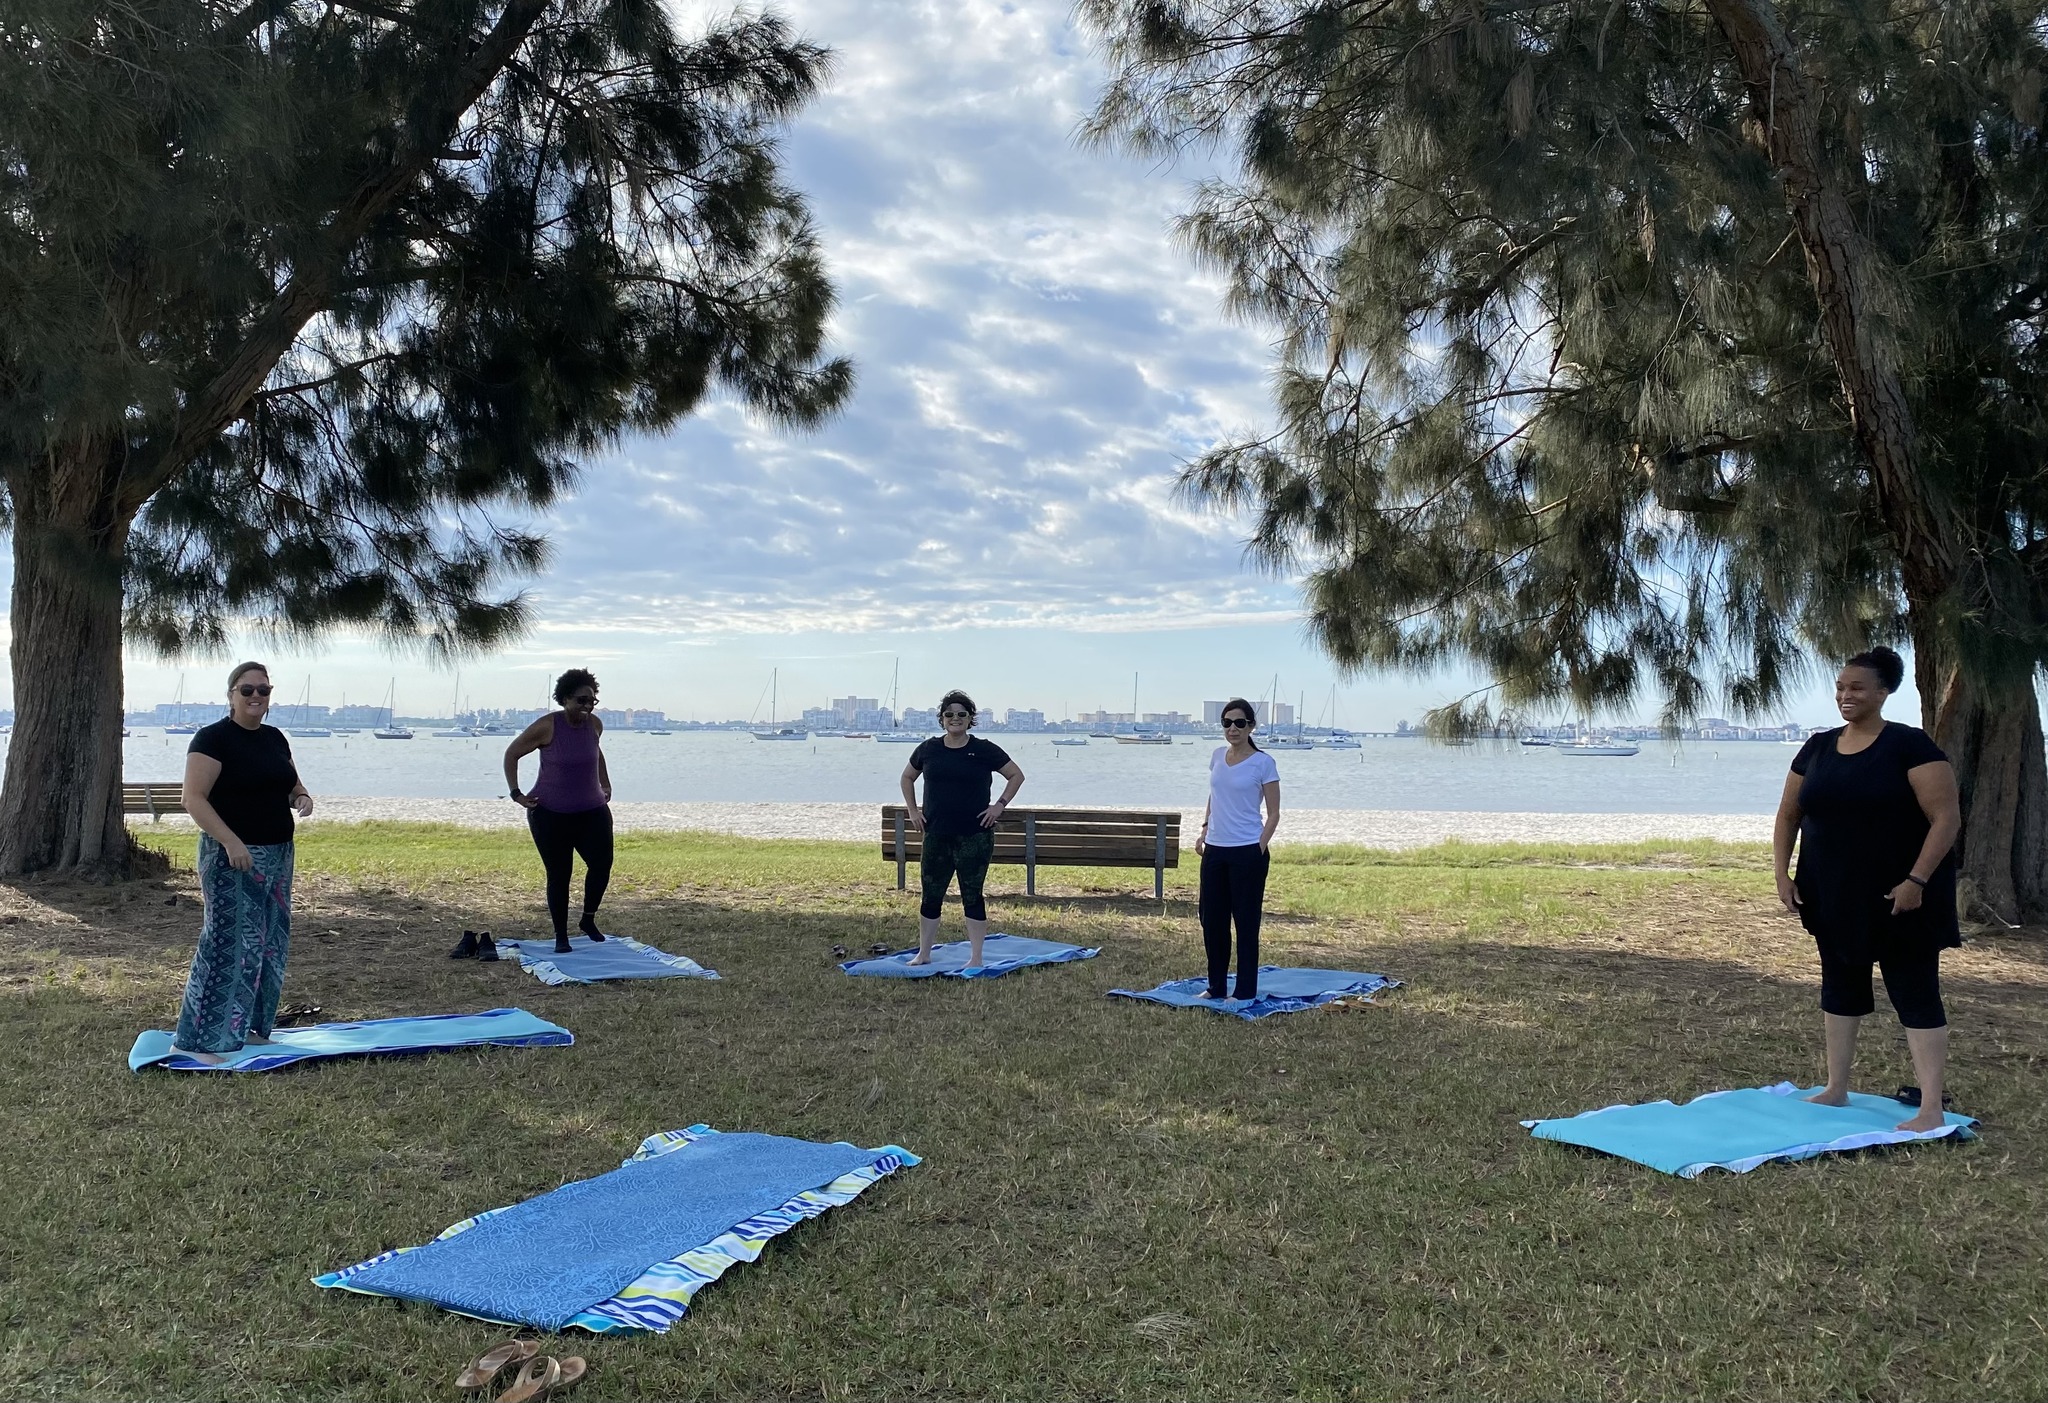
left=1895, top=1109, right=1947, bottom=1133
left=171, top=1046, right=226, bottom=1066
left=244, top=1034, right=276, bottom=1046
left=1805, top=1087, right=1850, bottom=1107
left=906, top=951, right=932, bottom=966
left=1194, top=990, right=1223, bottom=1000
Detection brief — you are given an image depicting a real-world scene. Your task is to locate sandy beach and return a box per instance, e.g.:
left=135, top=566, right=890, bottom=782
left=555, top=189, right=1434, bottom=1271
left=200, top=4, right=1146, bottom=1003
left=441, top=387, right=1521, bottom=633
left=225, top=797, right=1777, bottom=846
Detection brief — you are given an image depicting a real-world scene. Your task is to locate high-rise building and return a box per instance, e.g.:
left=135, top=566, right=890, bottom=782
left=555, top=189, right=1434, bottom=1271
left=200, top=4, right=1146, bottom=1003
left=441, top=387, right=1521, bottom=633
left=1005, top=708, right=1047, bottom=731
left=832, top=696, right=879, bottom=723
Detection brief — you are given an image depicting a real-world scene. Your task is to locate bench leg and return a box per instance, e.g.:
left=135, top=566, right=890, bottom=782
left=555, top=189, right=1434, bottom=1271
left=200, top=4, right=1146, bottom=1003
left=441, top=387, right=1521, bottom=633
left=1155, top=817, right=1167, bottom=902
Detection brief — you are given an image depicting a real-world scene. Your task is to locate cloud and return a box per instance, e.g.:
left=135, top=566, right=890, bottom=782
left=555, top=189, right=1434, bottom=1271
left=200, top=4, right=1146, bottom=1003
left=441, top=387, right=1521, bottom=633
left=528, top=0, right=1289, bottom=640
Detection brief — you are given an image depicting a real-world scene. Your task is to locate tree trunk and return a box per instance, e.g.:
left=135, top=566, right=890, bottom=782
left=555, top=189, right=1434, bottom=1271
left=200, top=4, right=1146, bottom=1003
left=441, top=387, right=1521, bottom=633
left=1932, top=667, right=2048, bottom=925
left=0, top=449, right=134, bottom=877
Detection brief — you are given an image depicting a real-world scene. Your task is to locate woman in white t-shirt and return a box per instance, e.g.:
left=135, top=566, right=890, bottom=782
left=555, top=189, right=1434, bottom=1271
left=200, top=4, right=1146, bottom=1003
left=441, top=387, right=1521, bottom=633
left=1196, top=697, right=1282, bottom=999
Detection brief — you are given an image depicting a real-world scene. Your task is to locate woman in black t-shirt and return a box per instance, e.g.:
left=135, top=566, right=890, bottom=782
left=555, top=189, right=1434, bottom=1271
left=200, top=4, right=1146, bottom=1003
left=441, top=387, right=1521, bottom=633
left=899, top=690, right=1025, bottom=967
left=171, top=662, right=315, bottom=1063
left=1772, top=646, right=1961, bottom=1132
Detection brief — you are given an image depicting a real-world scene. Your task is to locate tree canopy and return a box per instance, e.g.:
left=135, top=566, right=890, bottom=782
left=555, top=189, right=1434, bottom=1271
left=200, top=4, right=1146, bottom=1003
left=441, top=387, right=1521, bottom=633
left=0, top=0, right=851, bottom=871
left=1082, top=0, right=2048, bottom=917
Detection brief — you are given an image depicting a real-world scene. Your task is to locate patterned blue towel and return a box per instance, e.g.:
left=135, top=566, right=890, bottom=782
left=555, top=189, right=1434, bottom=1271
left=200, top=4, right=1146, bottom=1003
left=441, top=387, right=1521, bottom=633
left=839, top=933, right=1099, bottom=979
left=329, top=1132, right=898, bottom=1330
left=1108, top=967, right=1399, bottom=1019
left=1524, top=1082, right=1978, bottom=1177
left=497, top=934, right=720, bottom=986
left=128, top=1008, right=572, bottom=1072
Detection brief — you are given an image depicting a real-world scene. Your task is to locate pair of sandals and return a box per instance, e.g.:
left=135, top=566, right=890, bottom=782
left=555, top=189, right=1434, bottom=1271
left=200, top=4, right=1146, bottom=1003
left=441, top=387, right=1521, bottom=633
left=457, top=1341, right=585, bottom=1401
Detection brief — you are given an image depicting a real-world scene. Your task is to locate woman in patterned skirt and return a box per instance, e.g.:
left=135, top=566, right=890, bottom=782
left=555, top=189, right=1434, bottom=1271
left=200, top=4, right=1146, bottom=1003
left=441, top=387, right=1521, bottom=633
left=171, top=661, right=315, bottom=1063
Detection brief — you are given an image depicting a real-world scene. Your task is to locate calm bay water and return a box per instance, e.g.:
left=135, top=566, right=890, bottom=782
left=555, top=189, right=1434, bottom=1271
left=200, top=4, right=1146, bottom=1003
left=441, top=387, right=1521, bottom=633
left=112, top=729, right=1796, bottom=813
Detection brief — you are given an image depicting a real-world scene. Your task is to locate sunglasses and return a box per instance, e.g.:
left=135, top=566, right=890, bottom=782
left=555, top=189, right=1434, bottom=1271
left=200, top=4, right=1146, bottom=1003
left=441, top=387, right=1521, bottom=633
left=570, top=694, right=597, bottom=704
left=237, top=685, right=273, bottom=698
left=940, top=710, right=972, bottom=720
left=1221, top=717, right=1252, bottom=728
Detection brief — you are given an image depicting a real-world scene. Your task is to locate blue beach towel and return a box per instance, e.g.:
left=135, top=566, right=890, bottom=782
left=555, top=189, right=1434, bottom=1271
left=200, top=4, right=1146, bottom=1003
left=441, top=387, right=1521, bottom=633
left=1108, top=967, right=1399, bottom=1019
left=1524, top=1082, right=1978, bottom=1177
left=318, top=1128, right=919, bottom=1332
left=839, top=933, right=1099, bottom=979
left=498, top=934, right=720, bottom=986
left=128, top=1008, right=572, bottom=1072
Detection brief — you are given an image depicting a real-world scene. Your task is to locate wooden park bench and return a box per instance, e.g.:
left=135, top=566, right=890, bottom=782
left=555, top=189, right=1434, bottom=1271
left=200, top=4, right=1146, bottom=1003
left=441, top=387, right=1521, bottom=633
left=122, top=782, right=187, bottom=820
left=880, top=805, right=1181, bottom=901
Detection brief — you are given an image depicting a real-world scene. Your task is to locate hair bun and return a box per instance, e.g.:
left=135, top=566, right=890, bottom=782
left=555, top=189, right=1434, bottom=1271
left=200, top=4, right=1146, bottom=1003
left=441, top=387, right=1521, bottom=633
left=1846, top=645, right=1906, bottom=692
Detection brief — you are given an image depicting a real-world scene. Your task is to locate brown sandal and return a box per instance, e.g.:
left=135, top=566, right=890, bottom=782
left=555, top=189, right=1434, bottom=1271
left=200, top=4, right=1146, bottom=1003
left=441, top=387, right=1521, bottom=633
left=455, top=1339, right=538, bottom=1390
left=495, top=1355, right=587, bottom=1403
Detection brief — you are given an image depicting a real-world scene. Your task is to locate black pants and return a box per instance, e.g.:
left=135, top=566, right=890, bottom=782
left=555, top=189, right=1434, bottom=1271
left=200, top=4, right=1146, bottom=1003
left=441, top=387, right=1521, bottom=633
left=527, top=804, right=614, bottom=938
left=1817, top=939, right=1946, bottom=1029
left=1199, top=843, right=1269, bottom=998
left=920, top=830, right=994, bottom=921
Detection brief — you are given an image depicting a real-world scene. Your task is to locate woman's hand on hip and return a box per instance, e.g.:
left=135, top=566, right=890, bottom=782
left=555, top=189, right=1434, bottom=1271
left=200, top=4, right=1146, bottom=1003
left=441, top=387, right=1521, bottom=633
left=226, top=839, right=254, bottom=872
left=978, top=802, right=1007, bottom=829
left=1774, top=872, right=1801, bottom=915
left=1888, top=879, right=1925, bottom=915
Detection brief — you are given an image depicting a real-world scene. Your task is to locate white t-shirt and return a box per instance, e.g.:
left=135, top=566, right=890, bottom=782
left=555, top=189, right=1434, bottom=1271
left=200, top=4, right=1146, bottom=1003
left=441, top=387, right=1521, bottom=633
left=1206, top=745, right=1280, bottom=847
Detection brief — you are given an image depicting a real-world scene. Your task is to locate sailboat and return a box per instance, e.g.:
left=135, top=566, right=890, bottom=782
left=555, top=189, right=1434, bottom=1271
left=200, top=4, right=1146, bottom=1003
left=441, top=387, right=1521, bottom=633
left=1114, top=671, right=1172, bottom=743
left=1262, top=677, right=1314, bottom=749
left=433, top=670, right=473, bottom=736
left=751, top=668, right=806, bottom=740
left=163, top=674, right=200, bottom=734
left=1318, top=684, right=1360, bottom=747
left=373, top=678, right=413, bottom=739
left=875, top=659, right=923, bottom=741
left=287, top=676, right=332, bottom=737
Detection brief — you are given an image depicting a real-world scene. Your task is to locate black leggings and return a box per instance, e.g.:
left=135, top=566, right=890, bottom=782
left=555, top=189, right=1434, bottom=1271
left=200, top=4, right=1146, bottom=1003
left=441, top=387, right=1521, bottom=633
left=920, top=830, right=994, bottom=921
left=1817, top=940, right=1946, bottom=1029
left=1199, top=844, right=1269, bottom=999
left=527, top=804, right=614, bottom=938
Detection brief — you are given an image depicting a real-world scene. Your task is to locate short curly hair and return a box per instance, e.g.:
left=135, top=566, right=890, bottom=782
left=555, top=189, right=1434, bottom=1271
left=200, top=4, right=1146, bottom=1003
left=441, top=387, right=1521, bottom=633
left=938, top=689, right=978, bottom=725
left=554, top=668, right=599, bottom=704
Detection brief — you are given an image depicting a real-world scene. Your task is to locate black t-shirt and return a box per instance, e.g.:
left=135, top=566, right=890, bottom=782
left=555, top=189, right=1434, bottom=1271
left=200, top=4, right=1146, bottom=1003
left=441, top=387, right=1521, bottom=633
left=910, top=735, right=1013, bottom=836
left=190, top=719, right=300, bottom=846
left=1791, top=722, right=1958, bottom=951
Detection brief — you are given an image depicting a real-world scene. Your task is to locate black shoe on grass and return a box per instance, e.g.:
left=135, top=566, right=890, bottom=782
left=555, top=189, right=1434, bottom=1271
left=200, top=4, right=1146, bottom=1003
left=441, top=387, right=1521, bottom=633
left=449, top=930, right=480, bottom=959
left=476, top=933, right=500, bottom=963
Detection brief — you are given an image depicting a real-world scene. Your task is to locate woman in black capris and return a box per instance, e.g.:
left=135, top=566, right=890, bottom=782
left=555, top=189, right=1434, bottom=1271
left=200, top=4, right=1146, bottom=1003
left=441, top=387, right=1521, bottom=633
left=1195, top=697, right=1281, bottom=999
left=899, top=689, right=1024, bottom=968
left=1773, top=645, right=1961, bottom=1132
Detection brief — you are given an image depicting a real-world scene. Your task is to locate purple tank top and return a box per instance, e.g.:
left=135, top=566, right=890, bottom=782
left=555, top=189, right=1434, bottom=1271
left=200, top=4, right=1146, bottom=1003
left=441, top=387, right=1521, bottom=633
left=531, top=715, right=606, bottom=813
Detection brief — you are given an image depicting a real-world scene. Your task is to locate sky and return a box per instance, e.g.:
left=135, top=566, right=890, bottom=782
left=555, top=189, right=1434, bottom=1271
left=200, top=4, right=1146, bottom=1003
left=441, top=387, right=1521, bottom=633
left=13, top=0, right=1864, bottom=728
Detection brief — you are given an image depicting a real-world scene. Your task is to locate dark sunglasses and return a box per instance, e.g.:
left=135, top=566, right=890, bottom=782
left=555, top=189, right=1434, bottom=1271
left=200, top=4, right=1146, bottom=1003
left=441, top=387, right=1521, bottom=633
left=237, top=685, right=273, bottom=698
left=940, top=710, right=972, bottom=720
left=1221, top=717, right=1252, bottom=728
left=570, top=693, right=597, bottom=704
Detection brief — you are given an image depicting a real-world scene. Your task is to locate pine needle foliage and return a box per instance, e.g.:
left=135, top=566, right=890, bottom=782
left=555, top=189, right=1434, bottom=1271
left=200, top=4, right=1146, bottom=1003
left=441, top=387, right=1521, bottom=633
left=0, top=0, right=852, bottom=656
left=1080, top=0, right=2048, bottom=735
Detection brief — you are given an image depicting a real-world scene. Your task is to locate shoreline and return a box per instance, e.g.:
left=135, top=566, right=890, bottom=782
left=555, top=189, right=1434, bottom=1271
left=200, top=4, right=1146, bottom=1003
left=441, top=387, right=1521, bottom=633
left=140, top=798, right=1774, bottom=847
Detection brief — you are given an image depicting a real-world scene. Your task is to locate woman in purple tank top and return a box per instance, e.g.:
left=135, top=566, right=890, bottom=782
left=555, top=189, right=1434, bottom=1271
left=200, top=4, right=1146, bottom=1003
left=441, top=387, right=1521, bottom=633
left=499, top=668, right=615, bottom=954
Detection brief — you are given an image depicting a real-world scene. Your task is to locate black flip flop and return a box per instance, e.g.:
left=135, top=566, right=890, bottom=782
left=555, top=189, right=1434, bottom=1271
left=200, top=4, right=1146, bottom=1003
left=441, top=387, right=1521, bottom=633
left=868, top=943, right=891, bottom=957
left=274, top=1003, right=323, bottom=1027
left=1895, top=1085, right=1956, bottom=1109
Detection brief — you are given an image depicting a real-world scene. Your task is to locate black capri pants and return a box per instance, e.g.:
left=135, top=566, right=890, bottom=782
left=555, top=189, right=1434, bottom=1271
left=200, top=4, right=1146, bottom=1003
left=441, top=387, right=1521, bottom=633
left=1199, top=843, right=1269, bottom=1000
left=920, top=830, right=994, bottom=921
left=526, top=803, right=614, bottom=937
left=1816, top=936, right=1946, bottom=1029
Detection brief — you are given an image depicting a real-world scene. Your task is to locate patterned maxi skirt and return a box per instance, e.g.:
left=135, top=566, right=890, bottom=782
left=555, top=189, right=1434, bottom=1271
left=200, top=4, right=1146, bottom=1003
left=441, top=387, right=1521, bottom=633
left=174, top=836, right=294, bottom=1054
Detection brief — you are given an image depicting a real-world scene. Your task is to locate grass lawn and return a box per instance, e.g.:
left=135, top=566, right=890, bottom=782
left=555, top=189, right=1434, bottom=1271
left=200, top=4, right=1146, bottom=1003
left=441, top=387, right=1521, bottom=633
left=3, top=823, right=2046, bottom=1401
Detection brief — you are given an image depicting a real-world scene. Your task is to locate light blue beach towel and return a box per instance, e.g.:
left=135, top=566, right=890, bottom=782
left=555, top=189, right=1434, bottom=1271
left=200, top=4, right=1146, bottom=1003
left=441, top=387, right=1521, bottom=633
left=318, top=1127, right=919, bottom=1332
left=129, top=1007, right=572, bottom=1072
left=1108, top=967, right=1399, bottom=1019
left=839, top=933, right=1099, bottom=979
left=1524, top=1082, right=1978, bottom=1177
left=497, top=934, right=720, bottom=986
